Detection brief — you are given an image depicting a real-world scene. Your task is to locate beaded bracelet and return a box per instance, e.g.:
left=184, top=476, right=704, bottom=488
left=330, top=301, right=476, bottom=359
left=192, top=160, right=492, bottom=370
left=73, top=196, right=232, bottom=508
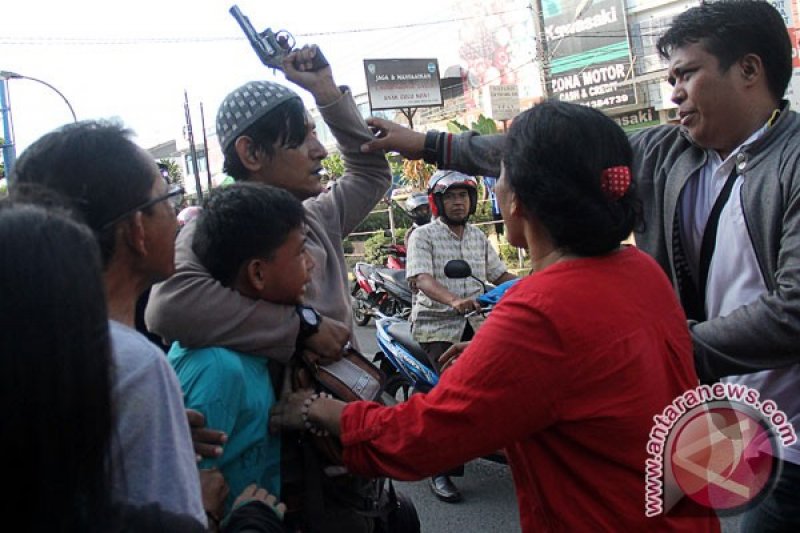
left=302, top=392, right=332, bottom=437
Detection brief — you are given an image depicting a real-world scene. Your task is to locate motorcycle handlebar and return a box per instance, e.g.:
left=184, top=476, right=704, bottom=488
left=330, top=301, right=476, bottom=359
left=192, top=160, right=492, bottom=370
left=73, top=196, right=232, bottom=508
left=465, top=306, right=492, bottom=318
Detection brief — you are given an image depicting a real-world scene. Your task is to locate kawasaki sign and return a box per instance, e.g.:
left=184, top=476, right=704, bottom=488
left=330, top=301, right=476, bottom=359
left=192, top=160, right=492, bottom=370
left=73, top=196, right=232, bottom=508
left=542, top=0, right=636, bottom=110
left=609, top=107, right=659, bottom=132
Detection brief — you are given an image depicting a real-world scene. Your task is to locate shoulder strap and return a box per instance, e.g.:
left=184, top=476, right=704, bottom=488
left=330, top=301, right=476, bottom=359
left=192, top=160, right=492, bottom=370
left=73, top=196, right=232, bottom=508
left=697, top=166, right=740, bottom=309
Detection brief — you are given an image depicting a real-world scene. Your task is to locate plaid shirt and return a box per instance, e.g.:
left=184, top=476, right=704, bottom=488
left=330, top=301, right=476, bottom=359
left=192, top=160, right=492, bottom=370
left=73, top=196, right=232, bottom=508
left=406, top=218, right=507, bottom=343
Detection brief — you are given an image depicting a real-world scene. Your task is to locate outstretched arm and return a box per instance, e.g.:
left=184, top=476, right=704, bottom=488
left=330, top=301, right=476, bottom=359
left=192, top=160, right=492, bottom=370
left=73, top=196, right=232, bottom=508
left=361, top=117, right=506, bottom=177
left=272, top=295, right=563, bottom=481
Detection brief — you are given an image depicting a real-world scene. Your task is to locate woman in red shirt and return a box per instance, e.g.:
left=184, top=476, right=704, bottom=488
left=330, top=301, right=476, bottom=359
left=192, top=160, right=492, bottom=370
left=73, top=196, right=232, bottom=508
left=271, top=101, right=719, bottom=532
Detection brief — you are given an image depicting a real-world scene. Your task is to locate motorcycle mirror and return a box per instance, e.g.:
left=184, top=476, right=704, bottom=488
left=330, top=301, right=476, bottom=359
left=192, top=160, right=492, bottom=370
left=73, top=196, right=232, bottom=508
left=444, top=259, right=472, bottom=279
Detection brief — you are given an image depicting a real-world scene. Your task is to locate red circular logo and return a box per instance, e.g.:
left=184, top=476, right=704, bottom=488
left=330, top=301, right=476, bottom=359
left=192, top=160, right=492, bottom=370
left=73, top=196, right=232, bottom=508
left=670, top=406, right=776, bottom=510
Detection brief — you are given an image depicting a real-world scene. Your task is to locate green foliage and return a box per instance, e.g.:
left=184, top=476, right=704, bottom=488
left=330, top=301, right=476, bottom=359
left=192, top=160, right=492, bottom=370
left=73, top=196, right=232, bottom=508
left=363, top=232, right=392, bottom=264
left=352, top=200, right=413, bottom=234
left=322, top=152, right=345, bottom=182
left=387, top=154, right=405, bottom=180
left=362, top=227, right=409, bottom=266
left=447, top=114, right=499, bottom=135
left=342, top=238, right=354, bottom=254
left=159, top=159, right=184, bottom=188
left=498, top=242, right=531, bottom=272
left=498, top=242, right=518, bottom=265
left=447, top=120, right=468, bottom=133
left=472, top=115, right=499, bottom=134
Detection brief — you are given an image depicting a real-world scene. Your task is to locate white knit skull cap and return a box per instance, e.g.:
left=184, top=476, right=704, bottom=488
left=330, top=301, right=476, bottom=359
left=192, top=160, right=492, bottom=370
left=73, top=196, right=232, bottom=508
left=216, top=80, right=301, bottom=152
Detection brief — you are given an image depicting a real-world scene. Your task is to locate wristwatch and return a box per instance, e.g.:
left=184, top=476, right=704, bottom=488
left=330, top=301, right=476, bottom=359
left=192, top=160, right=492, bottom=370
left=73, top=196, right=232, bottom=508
left=296, top=305, right=322, bottom=339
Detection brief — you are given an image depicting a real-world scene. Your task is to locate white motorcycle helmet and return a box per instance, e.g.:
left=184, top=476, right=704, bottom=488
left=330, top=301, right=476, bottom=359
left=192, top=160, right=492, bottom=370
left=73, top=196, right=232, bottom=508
left=404, top=192, right=431, bottom=226
left=427, top=170, right=478, bottom=220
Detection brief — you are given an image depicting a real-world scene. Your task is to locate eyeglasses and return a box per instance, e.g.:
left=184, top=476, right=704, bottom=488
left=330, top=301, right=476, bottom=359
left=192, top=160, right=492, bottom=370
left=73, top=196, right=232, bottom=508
left=100, top=184, right=185, bottom=231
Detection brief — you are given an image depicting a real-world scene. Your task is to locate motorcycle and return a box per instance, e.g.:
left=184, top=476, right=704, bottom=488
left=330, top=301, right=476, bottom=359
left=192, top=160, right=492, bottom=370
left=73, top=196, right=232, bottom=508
left=373, top=259, right=518, bottom=463
left=384, top=243, right=407, bottom=270
left=374, top=259, right=518, bottom=397
left=351, top=245, right=412, bottom=326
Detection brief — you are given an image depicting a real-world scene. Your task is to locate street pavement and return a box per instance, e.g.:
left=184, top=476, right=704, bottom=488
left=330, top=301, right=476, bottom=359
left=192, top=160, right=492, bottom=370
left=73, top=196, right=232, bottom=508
left=353, top=322, right=522, bottom=532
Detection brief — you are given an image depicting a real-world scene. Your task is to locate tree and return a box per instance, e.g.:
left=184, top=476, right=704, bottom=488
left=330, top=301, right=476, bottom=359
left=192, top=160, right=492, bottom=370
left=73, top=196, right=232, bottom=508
left=321, top=151, right=345, bottom=184
left=401, top=159, right=436, bottom=190
left=158, top=158, right=184, bottom=188
left=447, top=114, right=499, bottom=135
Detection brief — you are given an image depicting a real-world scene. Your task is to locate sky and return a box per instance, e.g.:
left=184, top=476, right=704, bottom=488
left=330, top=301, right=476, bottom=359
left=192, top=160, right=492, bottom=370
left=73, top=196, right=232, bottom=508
left=2, top=0, right=469, bottom=153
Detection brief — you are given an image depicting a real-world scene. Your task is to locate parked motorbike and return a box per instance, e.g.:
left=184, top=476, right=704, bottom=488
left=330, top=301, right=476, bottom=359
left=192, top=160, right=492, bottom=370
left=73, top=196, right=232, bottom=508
left=351, top=266, right=413, bottom=326
left=384, top=243, right=407, bottom=270
left=351, top=245, right=412, bottom=326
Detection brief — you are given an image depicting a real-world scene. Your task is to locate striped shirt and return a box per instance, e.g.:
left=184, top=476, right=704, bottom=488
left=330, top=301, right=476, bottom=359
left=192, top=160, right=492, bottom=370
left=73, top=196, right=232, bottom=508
left=406, top=218, right=507, bottom=343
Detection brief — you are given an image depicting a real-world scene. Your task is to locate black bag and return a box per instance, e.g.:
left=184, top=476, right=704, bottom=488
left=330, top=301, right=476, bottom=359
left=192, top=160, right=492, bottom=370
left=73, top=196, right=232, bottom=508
left=281, top=349, right=404, bottom=533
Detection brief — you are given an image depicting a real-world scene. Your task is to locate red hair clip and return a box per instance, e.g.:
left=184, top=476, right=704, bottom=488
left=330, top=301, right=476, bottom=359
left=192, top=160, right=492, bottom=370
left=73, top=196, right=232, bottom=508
left=600, top=166, right=631, bottom=200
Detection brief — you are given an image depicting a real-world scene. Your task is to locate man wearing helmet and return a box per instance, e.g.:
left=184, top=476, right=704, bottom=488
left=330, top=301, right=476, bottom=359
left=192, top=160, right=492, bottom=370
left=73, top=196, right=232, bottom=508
left=403, top=192, right=431, bottom=247
left=406, top=170, right=515, bottom=502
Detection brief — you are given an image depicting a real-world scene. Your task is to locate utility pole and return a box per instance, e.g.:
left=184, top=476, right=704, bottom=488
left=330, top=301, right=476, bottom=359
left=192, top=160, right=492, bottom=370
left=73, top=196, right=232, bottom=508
left=0, top=78, right=15, bottom=178
left=183, top=90, right=203, bottom=203
left=199, top=102, right=213, bottom=193
left=529, top=0, right=550, bottom=100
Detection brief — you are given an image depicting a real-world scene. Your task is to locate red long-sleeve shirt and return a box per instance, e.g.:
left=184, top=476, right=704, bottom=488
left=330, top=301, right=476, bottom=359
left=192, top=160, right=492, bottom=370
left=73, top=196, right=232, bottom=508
left=342, top=247, right=719, bottom=532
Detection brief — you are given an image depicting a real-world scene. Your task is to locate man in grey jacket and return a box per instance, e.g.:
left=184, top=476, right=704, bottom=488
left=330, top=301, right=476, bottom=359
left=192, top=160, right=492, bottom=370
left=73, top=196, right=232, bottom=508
left=361, top=1, right=800, bottom=528
left=146, top=46, right=393, bottom=532
left=147, top=46, right=389, bottom=365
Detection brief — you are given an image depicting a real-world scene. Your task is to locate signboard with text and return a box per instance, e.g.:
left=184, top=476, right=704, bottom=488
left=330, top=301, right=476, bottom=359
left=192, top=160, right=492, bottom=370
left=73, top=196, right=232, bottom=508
left=363, top=59, right=443, bottom=111
left=609, top=106, right=659, bottom=132
left=542, top=0, right=636, bottom=110
left=483, top=84, right=521, bottom=120
left=768, top=0, right=800, bottom=108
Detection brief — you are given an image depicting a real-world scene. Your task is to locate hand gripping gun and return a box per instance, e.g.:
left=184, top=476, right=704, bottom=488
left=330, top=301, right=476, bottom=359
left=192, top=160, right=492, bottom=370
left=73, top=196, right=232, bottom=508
left=229, top=4, right=329, bottom=72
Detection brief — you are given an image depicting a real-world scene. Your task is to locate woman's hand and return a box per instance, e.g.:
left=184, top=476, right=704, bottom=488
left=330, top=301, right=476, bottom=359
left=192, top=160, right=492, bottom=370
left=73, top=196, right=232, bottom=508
left=270, top=367, right=315, bottom=433
left=269, top=389, right=315, bottom=433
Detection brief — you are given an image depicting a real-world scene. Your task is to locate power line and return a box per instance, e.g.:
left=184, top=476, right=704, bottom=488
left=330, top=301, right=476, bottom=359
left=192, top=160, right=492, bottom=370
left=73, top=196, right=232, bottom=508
left=0, top=7, right=530, bottom=46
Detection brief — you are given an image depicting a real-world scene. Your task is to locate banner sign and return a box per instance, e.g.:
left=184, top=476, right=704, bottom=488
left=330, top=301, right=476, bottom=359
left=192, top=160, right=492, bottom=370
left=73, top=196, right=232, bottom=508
left=542, top=0, right=636, bottom=109
left=610, top=106, right=659, bottom=132
left=483, top=84, right=520, bottom=120
left=363, top=59, right=443, bottom=111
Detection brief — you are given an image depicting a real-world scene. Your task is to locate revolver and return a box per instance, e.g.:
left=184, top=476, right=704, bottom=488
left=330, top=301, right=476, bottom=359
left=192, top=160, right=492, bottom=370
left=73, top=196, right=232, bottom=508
left=229, top=4, right=328, bottom=72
